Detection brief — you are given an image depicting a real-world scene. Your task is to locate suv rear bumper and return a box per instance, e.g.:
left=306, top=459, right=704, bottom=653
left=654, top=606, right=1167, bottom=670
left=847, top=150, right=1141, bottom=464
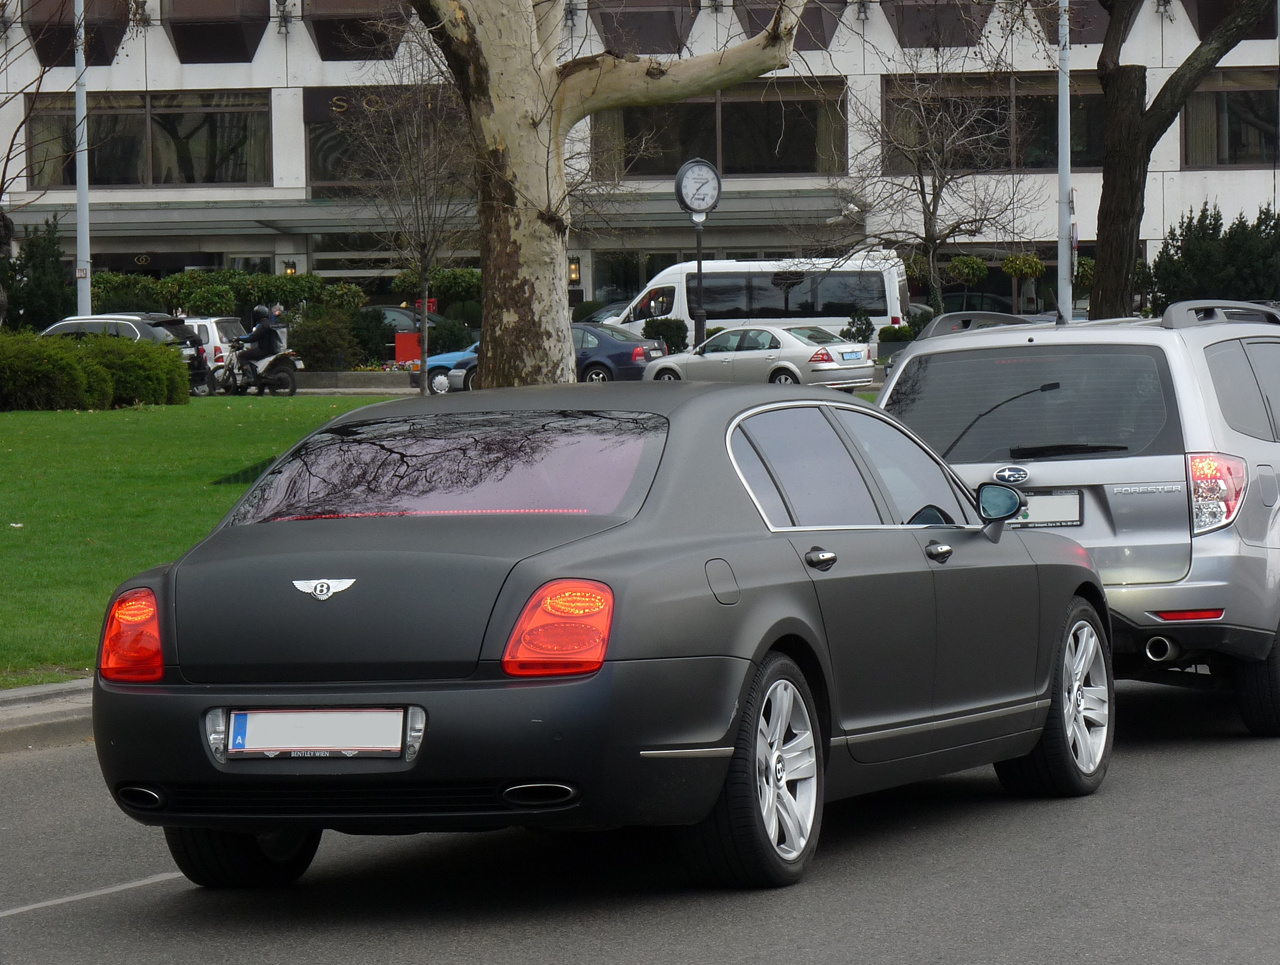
left=1104, top=533, right=1277, bottom=661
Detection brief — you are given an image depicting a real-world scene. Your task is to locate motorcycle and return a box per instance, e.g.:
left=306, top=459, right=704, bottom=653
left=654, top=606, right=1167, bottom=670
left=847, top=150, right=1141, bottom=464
left=213, top=342, right=302, bottom=397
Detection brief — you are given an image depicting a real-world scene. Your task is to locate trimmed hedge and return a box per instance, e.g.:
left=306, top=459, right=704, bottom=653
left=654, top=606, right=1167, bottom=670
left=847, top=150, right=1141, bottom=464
left=0, top=332, right=189, bottom=410
left=80, top=335, right=189, bottom=406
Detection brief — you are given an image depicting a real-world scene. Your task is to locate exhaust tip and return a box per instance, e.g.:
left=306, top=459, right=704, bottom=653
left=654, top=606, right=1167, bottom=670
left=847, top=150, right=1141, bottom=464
left=1145, top=636, right=1180, bottom=663
left=502, top=783, right=577, bottom=808
left=117, top=785, right=166, bottom=810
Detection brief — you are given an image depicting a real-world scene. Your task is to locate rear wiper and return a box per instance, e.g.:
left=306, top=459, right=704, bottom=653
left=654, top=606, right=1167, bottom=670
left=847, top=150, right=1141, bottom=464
left=1008, top=443, right=1129, bottom=459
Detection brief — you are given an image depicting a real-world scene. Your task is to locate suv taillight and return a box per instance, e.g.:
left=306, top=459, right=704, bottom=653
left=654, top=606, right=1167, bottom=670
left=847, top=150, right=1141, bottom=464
left=214, top=346, right=224, bottom=363
left=1188, top=452, right=1247, bottom=534
left=809, top=348, right=834, bottom=364
left=100, top=588, right=164, bottom=682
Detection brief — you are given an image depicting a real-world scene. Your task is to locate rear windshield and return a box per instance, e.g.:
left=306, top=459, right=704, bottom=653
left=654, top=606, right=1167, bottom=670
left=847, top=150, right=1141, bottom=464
left=229, top=410, right=668, bottom=524
left=216, top=321, right=246, bottom=339
left=590, top=322, right=647, bottom=342
left=885, top=345, right=1183, bottom=462
left=785, top=326, right=841, bottom=345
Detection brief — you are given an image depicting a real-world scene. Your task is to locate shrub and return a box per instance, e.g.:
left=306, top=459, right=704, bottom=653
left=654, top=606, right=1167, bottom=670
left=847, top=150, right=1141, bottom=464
left=92, top=272, right=165, bottom=314
left=0, top=333, right=112, bottom=410
left=349, top=307, right=394, bottom=363
left=184, top=284, right=237, bottom=317
left=840, top=307, right=875, bottom=344
left=573, top=300, right=604, bottom=322
left=444, top=300, right=481, bottom=332
left=429, top=267, right=482, bottom=308
left=321, top=282, right=368, bottom=312
left=427, top=315, right=473, bottom=354
left=643, top=316, right=689, bottom=352
left=288, top=306, right=361, bottom=370
left=79, top=335, right=189, bottom=407
left=878, top=325, right=914, bottom=343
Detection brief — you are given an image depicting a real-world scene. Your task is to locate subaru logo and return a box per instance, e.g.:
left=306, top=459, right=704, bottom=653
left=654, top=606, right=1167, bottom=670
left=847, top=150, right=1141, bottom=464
left=994, top=466, right=1030, bottom=485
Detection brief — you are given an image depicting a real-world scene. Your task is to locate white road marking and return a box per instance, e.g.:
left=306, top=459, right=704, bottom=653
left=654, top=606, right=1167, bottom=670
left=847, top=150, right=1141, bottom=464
left=0, top=873, right=183, bottom=918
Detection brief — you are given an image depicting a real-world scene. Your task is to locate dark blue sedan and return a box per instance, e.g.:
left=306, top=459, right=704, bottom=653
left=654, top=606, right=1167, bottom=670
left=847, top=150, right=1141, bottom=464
left=449, top=323, right=666, bottom=390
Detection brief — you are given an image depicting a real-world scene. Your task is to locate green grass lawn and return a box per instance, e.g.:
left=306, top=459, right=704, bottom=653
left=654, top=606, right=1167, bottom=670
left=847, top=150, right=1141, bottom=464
left=0, top=396, right=397, bottom=688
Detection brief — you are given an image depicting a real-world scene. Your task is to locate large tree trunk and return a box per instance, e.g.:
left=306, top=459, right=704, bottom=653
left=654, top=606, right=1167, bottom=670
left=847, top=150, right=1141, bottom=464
left=415, top=0, right=806, bottom=388
left=473, top=139, right=575, bottom=388
left=1091, top=65, right=1150, bottom=318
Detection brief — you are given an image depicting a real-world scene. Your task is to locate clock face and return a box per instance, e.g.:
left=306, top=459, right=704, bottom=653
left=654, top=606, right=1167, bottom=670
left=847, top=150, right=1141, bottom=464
left=677, top=162, right=720, bottom=212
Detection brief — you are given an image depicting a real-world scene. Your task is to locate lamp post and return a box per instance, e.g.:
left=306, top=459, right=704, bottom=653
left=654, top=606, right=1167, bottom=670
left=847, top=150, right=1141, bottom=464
left=1056, top=0, right=1072, bottom=324
left=674, top=158, right=721, bottom=347
left=74, top=0, right=90, bottom=314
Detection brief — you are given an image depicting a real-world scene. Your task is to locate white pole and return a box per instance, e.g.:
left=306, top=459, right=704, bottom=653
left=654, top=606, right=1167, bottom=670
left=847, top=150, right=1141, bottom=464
left=74, top=0, right=91, bottom=314
left=1056, top=0, right=1072, bottom=323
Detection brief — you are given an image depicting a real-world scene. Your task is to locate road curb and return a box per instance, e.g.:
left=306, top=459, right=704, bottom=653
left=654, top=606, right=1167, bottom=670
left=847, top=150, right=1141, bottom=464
left=0, top=679, right=93, bottom=754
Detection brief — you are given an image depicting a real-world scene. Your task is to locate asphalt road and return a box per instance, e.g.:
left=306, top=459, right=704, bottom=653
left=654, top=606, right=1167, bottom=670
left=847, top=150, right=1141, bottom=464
left=2, top=681, right=1278, bottom=965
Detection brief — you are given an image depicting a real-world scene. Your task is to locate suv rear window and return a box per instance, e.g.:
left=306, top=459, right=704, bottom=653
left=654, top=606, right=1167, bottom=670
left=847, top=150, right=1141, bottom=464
left=886, top=345, right=1183, bottom=462
left=229, top=410, right=668, bottom=524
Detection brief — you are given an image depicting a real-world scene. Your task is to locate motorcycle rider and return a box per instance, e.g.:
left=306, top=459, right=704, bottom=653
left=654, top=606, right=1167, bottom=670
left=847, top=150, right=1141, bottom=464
left=235, top=304, right=280, bottom=383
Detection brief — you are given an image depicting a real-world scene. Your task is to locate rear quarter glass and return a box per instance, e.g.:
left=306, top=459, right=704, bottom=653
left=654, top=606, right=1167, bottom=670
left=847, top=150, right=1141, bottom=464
left=229, top=410, right=668, bottom=524
left=885, top=344, right=1183, bottom=463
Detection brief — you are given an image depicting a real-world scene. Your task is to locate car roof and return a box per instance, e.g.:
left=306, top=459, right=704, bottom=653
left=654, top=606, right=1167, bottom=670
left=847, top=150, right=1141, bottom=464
left=326, top=381, right=875, bottom=428
left=901, top=300, right=1280, bottom=356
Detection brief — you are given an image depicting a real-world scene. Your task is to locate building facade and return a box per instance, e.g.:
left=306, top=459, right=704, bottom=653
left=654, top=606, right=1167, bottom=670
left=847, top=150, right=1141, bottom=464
left=0, top=1, right=1276, bottom=311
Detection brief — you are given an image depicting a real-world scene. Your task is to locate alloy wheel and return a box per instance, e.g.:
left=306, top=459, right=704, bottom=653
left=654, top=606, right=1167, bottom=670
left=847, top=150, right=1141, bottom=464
left=1062, top=619, right=1110, bottom=774
left=755, top=678, right=818, bottom=860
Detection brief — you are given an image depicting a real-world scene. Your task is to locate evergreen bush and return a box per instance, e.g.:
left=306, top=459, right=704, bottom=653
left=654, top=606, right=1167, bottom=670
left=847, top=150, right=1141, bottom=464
left=288, top=306, right=361, bottom=370
left=643, top=317, right=689, bottom=352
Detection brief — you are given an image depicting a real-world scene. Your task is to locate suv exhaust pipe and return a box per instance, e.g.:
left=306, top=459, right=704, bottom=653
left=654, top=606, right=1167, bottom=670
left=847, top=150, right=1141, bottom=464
left=1145, top=636, right=1181, bottom=663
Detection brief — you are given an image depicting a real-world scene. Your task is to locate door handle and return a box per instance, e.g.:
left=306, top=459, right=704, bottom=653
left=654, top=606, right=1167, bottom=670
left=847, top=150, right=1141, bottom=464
left=805, top=548, right=837, bottom=571
left=925, top=541, right=953, bottom=563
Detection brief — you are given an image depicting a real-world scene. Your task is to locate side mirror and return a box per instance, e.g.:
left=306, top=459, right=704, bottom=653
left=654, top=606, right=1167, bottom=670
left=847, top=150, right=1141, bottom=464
left=977, top=483, right=1025, bottom=521
left=976, top=483, right=1026, bottom=543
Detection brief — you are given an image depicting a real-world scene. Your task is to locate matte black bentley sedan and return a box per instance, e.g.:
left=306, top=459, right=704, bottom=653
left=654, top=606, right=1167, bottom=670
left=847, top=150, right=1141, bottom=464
left=94, top=382, right=1114, bottom=890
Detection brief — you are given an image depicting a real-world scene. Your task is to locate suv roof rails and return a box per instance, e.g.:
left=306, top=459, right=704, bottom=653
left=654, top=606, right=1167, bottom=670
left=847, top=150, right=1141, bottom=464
left=1160, top=300, right=1280, bottom=329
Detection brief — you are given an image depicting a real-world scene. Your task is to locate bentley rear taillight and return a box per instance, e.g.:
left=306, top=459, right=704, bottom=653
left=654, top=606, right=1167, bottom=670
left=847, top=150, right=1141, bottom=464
left=1188, top=453, right=1247, bottom=534
left=100, top=588, right=164, bottom=682
left=503, top=580, right=613, bottom=677
left=808, top=348, right=834, bottom=364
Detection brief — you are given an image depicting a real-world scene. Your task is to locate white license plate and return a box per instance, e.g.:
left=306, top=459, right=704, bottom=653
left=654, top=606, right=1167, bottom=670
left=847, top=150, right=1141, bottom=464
left=1014, top=491, right=1082, bottom=528
left=228, top=708, right=404, bottom=759
left=842, top=351, right=863, bottom=360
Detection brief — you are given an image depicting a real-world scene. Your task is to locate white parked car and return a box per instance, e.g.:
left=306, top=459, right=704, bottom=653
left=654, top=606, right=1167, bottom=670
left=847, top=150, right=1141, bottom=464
left=643, top=324, right=874, bottom=390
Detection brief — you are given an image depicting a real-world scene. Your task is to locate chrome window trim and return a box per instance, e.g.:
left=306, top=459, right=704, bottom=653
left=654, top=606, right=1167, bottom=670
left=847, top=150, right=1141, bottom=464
left=639, top=747, right=735, bottom=759
left=725, top=399, right=983, bottom=534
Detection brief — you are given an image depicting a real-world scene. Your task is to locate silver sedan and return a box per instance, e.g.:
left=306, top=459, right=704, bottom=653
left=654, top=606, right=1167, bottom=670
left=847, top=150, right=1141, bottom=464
left=643, top=324, right=874, bottom=389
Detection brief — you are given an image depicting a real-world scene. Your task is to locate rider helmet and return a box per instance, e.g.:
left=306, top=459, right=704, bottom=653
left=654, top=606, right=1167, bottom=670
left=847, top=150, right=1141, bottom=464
left=252, top=304, right=271, bottom=322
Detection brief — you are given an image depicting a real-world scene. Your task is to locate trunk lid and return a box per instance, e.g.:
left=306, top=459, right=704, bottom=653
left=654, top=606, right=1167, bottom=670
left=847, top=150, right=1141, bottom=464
left=173, top=516, right=619, bottom=683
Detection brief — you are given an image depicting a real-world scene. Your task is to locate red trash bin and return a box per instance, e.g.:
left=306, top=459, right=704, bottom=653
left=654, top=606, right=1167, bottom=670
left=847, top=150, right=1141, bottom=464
left=395, top=332, right=421, bottom=364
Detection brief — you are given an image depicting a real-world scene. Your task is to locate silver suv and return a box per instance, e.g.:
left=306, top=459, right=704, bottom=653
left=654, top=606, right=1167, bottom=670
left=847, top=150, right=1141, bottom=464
left=879, top=300, right=1280, bottom=735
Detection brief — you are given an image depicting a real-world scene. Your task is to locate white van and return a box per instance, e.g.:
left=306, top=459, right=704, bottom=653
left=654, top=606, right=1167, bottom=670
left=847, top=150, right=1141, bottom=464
left=609, top=252, right=910, bottom=347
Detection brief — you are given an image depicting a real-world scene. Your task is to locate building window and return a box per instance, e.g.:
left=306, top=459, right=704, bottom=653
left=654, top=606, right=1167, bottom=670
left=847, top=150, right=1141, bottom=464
left=881, top=74, right=1106, bottom=175
left=28, top=91, right=272, bottom=189
left=1185, top=72, right=1279, bottom=168
left=595, top=80, right=847, bottom=179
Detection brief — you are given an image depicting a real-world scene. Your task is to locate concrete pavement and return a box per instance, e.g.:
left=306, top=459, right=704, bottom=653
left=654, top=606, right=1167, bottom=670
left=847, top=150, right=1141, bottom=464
left=0, top=679, right=93, bottom=754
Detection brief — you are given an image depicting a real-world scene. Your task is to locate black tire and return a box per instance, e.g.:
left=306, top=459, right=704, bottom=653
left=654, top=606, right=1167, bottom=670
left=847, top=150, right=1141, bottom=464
left=1231, top=646, right=1280, bottom=736
left=426, top=367, right=451, bottom=395
left=682, top=652, right=824, bottom=888
left=769, top=370, right=798, bottom=385
left=582, top=364, right=612, bottom=383
left=217, top=368, right=236, bottom=396
left=464, top=368, right=477, bottom=391
left=163, top=827, right=322, bottom=889
left=654, top=368, right=681, bottom=382
left=267, top=364, right=297, bottom=397
left=995, top=597, right=1113, bottom=797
